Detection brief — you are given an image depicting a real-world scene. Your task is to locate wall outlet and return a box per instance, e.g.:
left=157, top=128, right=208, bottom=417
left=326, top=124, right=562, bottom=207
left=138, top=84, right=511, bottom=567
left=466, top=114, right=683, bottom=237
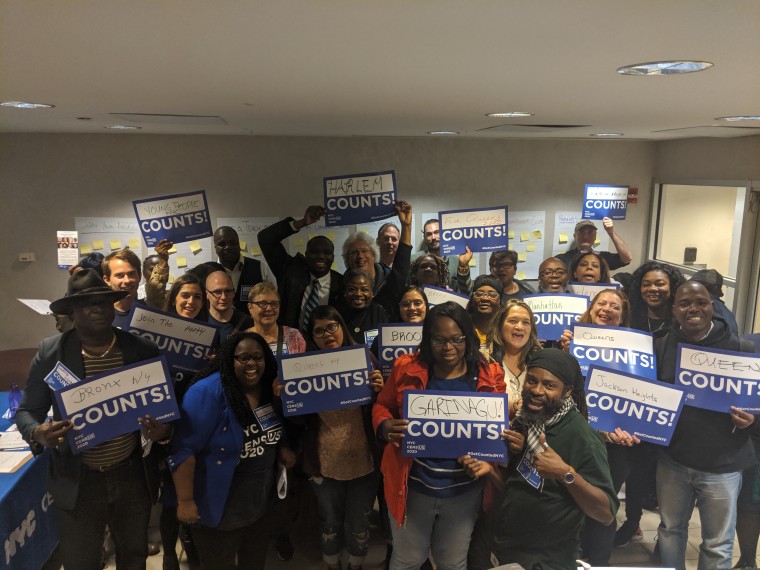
left=18, top=252, right=36, bottom=262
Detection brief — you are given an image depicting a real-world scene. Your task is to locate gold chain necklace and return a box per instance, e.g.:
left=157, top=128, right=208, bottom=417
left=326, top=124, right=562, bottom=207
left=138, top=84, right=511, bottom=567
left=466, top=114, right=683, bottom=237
left=81, top=335, right=117, bottom=359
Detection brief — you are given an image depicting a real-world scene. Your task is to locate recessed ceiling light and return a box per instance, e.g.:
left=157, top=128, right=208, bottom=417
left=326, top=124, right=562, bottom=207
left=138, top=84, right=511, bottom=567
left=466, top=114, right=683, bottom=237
left=1, top=101, right=55, bottom=109
left=428, top=131, right=459, bottom=135
left=104, top=125, right=141, bottom=130
left=590, top=133, right=624, bottom=137
left=485, top=112, right=534, bottom=118
left=715, top=115, right=760, bottom=122
left=617, top=60, right=713, bottom=76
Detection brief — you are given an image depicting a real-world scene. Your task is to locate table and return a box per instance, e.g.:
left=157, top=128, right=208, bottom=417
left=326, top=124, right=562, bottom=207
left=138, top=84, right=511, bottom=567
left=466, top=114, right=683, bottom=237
left=0, top=392, right=58, bottom=570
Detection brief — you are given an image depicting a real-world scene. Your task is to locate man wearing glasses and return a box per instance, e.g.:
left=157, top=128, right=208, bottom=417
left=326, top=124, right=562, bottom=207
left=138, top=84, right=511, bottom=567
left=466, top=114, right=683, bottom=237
left=488, top=250, right=535, bottom=303
left=537, top=257, right=571, bottom=293
left=206, top=270, right=253, bottom=345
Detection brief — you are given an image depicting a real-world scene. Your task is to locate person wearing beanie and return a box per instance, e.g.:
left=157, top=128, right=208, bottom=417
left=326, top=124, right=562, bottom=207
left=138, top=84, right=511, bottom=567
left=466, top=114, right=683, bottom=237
left=488, top=250, right=535, bottom=302
left=468, top=274, right=504, bottom=349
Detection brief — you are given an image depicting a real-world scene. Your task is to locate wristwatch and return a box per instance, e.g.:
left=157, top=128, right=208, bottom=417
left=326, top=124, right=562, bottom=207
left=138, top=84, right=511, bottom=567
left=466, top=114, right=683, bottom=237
left=563, top=466, right=576, bottom=485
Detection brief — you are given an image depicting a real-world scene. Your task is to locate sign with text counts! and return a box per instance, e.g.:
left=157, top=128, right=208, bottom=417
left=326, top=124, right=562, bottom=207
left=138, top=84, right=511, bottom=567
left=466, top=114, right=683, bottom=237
left=582, top=185, right=629, bottom=221
left=570, top=324, right=656, bottom=379
left=523, top=294, right=589, bottom=341
left=324, top=170, right=397, bottom=227
left=402, top=390, right=509, bottom=461
left=378, top=324, right=423, bottom=378
left=439, top=206, right=508, bottom=256
left=132, top=190, right=213, bottom=247
left=676, top=344, right=760, bottom=413
left=278, top=345, right=373, bottom=416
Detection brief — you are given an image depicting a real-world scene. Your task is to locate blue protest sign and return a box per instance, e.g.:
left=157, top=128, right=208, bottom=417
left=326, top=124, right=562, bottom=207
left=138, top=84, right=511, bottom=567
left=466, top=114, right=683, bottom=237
left=324, top=170, right=397, bottom=227
left=125, top=304, right=219, bottom=385
left=569, top=281, right=621, bottom=300
left=582, top=185, right=629, bottom=220
left=402, top=390, right=508, bottom=461
left=422, top=285, right=470, bottom=309
left=523, top=294, right=589, bottom=341
left=585, top=365, right=686, bottom=445
left=43, top=361, right=81, bottom=390
left=54, top=356, right=179, bottom=453
left=675, top=344, right=760, bottom=413
left=278, top=345, right=373, bottom=416
left=378, top=323, right=423, bottom=378
left=570, top=324, right=656, bottom=379
left=437, top=206, right=508, bottom=256
left=132, top=190, right=213, bottom=247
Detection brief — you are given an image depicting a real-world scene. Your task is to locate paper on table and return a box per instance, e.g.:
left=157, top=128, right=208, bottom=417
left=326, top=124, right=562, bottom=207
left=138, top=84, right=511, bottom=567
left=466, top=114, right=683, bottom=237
left=0, top=430, right=28, bottom=450
left=18, top=299, right=53, bottom=315
left=0, top=451, right=33, bottom=473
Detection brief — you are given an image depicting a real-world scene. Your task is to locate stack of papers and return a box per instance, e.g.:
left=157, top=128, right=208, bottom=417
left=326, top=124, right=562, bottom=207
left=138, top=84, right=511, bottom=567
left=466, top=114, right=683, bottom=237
left=0, top=451, right=33, bottom=473
left=0, top=428, right=28, bottom=451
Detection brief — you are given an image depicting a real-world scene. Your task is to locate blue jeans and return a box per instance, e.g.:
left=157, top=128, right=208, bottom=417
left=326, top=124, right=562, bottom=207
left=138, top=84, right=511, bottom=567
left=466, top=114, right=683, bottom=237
left=309, top=471, right=378, bottom=566
left=389, top=485, right=481, bottom=570
left=657, top=451, right=742, bottom=570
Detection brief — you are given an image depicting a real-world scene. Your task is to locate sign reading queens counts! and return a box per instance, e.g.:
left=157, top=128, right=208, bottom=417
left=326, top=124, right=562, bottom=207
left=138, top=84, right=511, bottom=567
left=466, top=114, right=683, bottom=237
left=402, top=391, right=509, bottom=461
left=582, top=184, right=629, bottom=220
left=324, top=170, right=397, bottom=227
left=676, top=344, right=760, bottom=413
left=378, top=324, right=423, bottom=378
left=585, top=366, right=686, bottom=445
left=278, top=345, right=373, bottom=416
left=570, top=324, right=656, bottom=379
left=523, top=294, right=589, bottom=341
left=54, top=356, right=179, bottom=453
left=132, top=190, right=213, bottom=247
left=438, top=206, right=508, bottom=256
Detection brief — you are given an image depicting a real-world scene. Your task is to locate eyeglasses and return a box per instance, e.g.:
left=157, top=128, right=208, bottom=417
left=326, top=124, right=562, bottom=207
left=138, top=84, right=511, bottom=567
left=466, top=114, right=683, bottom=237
left=473, top=291, right=500, bottom=300
left=539, top=269, right=567, bottom=278
left=400, top=300, right=425, bottom=309
left=312, top=322, right=341, bottom=338
left=249, top=300, right=280, bottom=310
left=208, top=288, right=235, bottom=299
left=492, top=262, right=515, bottom=270
left=431, top=335, right=467, bottom=347
left=234, top=354, right=265, bottom=364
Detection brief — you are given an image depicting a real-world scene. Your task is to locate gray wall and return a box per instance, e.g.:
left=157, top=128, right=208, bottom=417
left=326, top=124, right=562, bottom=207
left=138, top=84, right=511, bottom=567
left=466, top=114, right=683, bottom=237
left=2, top=133, right=658, bottom=349
left=654, top=135, right=760, bottom=181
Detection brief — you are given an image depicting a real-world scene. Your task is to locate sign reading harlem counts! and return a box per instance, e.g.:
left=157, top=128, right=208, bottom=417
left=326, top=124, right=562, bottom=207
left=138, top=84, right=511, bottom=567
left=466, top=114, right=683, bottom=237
left=582, top=184, right=629, bottom=220
left=132, top=190, right=213, bottom=247
left=438, top=206, right=509, bottom=256
left=570, top=323, right=657, bottom=379
left=323, top=170, right=397, bottom=227
left=523, top=293, right=589, bottom=341
left=585, top=365, right=686, bottom=446
left=402, top=390, right=509, bottom=461
left=278, top=345, right=373, bottom=416
left=676, top=344, right=760, bottom=413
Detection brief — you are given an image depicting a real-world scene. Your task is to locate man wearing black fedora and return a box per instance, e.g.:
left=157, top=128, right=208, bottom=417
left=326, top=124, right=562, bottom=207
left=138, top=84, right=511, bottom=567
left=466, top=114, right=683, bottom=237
left=15, top=269, right=170, bottom=570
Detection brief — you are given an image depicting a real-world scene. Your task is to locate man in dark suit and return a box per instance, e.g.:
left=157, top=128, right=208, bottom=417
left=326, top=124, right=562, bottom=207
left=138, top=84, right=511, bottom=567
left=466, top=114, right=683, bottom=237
left=258, top=205, right=343, bottom=330
left=15, top=270, right=170, bottom=570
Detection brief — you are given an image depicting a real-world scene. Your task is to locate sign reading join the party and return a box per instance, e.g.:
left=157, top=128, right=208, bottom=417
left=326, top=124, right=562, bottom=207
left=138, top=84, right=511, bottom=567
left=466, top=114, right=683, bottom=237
left=278, top=345, right=373, bottom=416
left=324, top=170, right=397, bottom=227
left=570, top=324, right=656, bottom=379
left=54, top=357, right=179, bottom=453
left=439, top=206, right=508, bottom=256
left=569, top=281, right=621, bottom=300
left=582, top=185, right=629, bottom=220
left=402, top=390, right=508, bottom=461
left=422, top=285, right=470, bottom=309
left=132, top=190, right=212, bottom=247
left=126, top=305, right=219, bottom=384
left=378, top=324, right=423, bottom=378
left=676, top=344, right=760, bottom=413
left=585, top=366, right=686, bottom=446
left=523, top=294, right=589, bottom=341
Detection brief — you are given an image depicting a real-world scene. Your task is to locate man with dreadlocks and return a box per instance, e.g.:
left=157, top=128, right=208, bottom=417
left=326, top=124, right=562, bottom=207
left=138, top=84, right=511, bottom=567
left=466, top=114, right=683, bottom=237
left=489, top=349, right=618, bottom=570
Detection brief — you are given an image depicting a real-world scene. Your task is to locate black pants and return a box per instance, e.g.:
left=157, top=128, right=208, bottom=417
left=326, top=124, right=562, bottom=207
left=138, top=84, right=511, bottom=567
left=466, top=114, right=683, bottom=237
left=191, top=516, right=270, bottom=570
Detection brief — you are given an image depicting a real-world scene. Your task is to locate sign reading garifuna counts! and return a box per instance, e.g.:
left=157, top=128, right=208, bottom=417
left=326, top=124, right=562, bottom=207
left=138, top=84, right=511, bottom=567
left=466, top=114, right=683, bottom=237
left=582, top=184, right=629, bottom=221
left=523, top=293, right=589, bottom=341
left=132, top=190, right=213, bottom=247
left=438, top=206, right=509, bottom=256
left=323, top=170, right=397, bottom=227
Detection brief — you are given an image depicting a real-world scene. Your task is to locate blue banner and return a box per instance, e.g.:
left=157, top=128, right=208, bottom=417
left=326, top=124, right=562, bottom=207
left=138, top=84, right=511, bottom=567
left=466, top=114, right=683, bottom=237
left=378, top=323, right=423, bottom=378
left=585, top=365, right=686, bottom=446
left=402, top=390, right=509, bottom=461
left=324, top=170, right=397, bottom=227
left=132, top=190, right=213, bottom=247
left=438, top=206, right=509, bottom=256
left=570, top=324, right=656, bottom=379
left=523, top=294, right=589, bottom=341
left=43, top=361, right=81, bottom=390
left=53, top=357, right=179, bottom=453
left=278, top=345, right=373, bottom=416
left=582, top=184, right=629, bottom=220
left=125, top=304, right=219, bottom=385
left=675, top=344, right=760, bottom=413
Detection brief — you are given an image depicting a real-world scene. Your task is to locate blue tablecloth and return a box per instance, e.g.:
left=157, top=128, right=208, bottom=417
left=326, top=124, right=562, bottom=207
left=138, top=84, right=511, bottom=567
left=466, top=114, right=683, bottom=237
left=0, top=392, right=58, bottom=570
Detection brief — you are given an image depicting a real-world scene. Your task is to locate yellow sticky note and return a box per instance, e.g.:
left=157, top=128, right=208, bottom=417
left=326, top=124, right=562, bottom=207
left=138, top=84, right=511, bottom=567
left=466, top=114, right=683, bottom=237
left=526, top=243, right=536, bottom=252
left=307, top=233, right=316, bottom=242
left=190, top=241, right=202, bottom=254
left=520, top=232, right=530, bottom=242
left=518, top=252, right=527, bottom=262
left=250, top=245, right=262, bottom=256
left=559, top=233, right=568, bottom=244
left=325, top=231, right=336, bottom=241
left=109, top=239, right=121, bottom=250
left=517, top=270, right=527, bottom=280
left=128, top=238, right=140, bottom=249
left=331, top=261, right=338, bottom=270
left=93, top=240, right=104, bottom=250
left=238, top=241, right=247, bottom=253
left=532, top=230, right=542, bottom=240
left=168, top=245, right=177, bottom=254
left=358, top=227, right=368, bottom=234
left=80, top=244, right=93, bottom=254
left=168, top=273, right=175, bottom=285
left=594, top=238, right=601, bottom=246
left=293, top=237, right=305, bottom=247
left=508, top=241, right=514, bottom=250
left=176, top=257, right=187, bottom=268
left=468, top=258, right=476, bottom=267
left=508, top=229, right=515, bottom=239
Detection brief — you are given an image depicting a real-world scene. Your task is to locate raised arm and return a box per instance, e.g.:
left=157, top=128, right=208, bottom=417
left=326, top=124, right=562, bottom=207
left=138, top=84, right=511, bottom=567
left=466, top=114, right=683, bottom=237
left=602, top=218, right=632, bottom=265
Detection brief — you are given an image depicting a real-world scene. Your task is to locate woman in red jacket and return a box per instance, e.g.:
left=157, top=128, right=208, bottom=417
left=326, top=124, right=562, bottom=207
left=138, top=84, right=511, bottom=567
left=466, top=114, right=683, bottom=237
left=372, top=302, right=505, bottom=570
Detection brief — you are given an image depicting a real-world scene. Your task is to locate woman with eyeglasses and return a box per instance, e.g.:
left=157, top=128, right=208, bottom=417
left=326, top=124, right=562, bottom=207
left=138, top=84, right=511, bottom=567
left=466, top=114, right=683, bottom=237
left=373, top=302, right=506, bottom=570
left=488, top=250, right=535, bottom=302
left=170, top=332, right=295, bottom=570
left=246, top=281, right=306, bottom=357
left=468, top=275, right=504, bottom=349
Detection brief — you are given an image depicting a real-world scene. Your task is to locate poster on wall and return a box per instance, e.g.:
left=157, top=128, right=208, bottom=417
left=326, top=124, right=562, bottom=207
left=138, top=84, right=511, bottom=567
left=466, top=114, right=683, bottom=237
left=323, top=170, right=397, bottom=227
left=552, top=211, right=611, bottom=257
left=582, top=185, right=629, bottom=220
left=506, top=211, right=546, bottom=280
left=132, top=191, right=213, bottom=247
left=57, top=230, right=79, bottom=269
left=75, top=217, right=144, bottom=262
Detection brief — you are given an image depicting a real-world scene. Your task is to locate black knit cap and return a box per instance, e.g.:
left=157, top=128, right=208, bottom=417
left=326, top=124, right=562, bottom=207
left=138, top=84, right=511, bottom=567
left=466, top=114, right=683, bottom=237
left=527, top=348, right=584, bottom=392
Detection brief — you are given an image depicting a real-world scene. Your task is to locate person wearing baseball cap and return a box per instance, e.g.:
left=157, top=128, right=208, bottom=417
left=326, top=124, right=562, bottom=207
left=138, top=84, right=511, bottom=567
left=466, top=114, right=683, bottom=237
left=690, top=268, right=739, bottom=334
left=556, top=217, right=633, bottom=272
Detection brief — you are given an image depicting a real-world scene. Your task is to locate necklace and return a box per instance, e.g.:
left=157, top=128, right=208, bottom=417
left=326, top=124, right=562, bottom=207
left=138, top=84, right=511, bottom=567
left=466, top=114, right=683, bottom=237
left=647, top=317, right=665, bottom=334
left=81, top=335, right=117, bottom=359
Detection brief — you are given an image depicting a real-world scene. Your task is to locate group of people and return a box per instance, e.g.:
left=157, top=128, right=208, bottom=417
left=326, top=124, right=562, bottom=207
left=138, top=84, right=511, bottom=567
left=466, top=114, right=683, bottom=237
left=14, top=201, right=759, bottom=570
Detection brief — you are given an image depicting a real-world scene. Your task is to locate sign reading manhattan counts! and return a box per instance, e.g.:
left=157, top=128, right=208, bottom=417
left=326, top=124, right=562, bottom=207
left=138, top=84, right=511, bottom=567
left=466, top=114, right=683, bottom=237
left=132, top=190, right=213, bottom=247
left=523, top=294, right=589, bottom=341
left=323, top=170, right=397, bottom=227
left=582, top=184, right=629, bottom=220
left=438, top=206, right=509, bottom=256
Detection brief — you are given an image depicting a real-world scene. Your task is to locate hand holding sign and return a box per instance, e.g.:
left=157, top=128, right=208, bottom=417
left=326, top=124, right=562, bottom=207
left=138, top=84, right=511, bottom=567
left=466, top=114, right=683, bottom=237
left=607, top=427, right=641, bottom=447
left=396, top=200, right=413, bottom=227
left=382, top=418, right=409, bottom=447
left=731, top=407, right=756, bottom=430
left=32, top=419, right=73, bottom=448
left=459, top=455, right=494, bottom=480
left=458, top=246, right=473, bottom=271
left=533, top=435, right=570, bottom=480
left=154, top=239, right=174, bottom=259
left=559, top=329, right=573, bottom=351
left=501, top=429, right=525, bottom=455
left=369, top=369, right=384, bottom=393
left=602, top=217, right=615, bottom=235
left=296, top=205, right=325, bottom=230
left=137, top=414, right=172, bottom=442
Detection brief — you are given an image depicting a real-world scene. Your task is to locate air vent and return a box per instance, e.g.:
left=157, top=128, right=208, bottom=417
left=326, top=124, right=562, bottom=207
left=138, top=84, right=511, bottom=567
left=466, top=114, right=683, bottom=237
left=109, top=113, right=227, bottom=126
left=476, top=124, right=590, bottom=133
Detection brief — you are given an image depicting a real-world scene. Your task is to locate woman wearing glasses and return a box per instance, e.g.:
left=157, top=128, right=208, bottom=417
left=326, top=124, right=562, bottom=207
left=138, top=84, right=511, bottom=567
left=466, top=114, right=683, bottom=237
left=373, top=302, right=506, bottom=570
left=468, top=275, right=504, bottom=349
left=487, top=250, right=535, bottom=302
left=170, top=332, right=295, bottom=570
left=246, top=281, right=306, bottom=357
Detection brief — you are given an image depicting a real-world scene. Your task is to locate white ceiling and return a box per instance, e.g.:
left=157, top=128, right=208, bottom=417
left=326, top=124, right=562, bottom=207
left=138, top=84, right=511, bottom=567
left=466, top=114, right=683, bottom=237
left=2, top=0, right=760, bottom=140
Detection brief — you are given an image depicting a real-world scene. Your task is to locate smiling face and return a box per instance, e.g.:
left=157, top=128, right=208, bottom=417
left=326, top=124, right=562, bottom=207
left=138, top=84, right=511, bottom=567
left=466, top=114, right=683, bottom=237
left=377, top=226, right=399, bottom=260
left=233, top=338, right=266, bottom=392
left=575, top=226, right=597, bottom=251
left=347, top=240, right=375, bottom=273
left=501, top=305, right=533, bottom=352
left=214, top=228, right=241, bottom=267
left=305, top=237, right=334, bottom=278
left=590, top=291, right=624, bottom=326
left=104, top=259, right=140, bottom=300
left=423, top=221, right=440, bottom=252
left=311, top=318, right=344, bottom=349
left=429, top=316, right=466, bottom=370
left=521, top=367, right=571, bottom=420
left=248, top=292, right=280, bottom=327
left=415, top=255, right=440, bottom=286
left=538, top=258, right=569, bottom=292
left=673, top=282, right=713, bottom=341
left=399, top=290, right=427, bottom=323
left=641, top=270, right=671, bottom=312
left=472, top=286, right=500, bottom=317
left=175, top=284, right=203, bottom=319
left=575, top=254, right=602, bottom=283
left=344, top=275, right=373, bottom=309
